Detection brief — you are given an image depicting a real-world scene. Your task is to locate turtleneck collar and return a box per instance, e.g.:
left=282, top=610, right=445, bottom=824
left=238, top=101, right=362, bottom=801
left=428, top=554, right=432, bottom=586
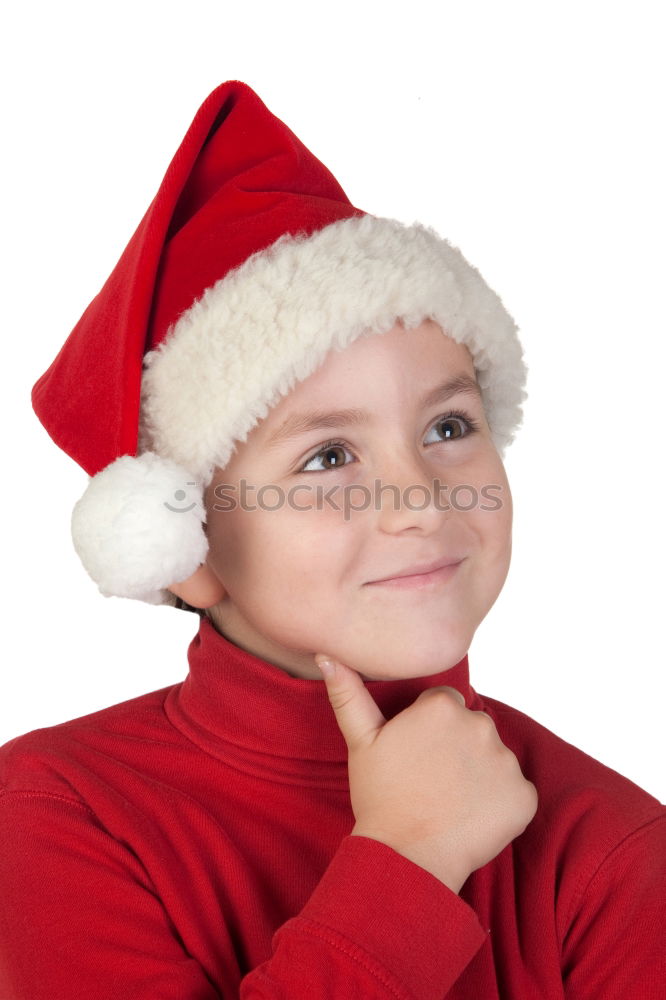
left=164, top=615, right=481, bottom=789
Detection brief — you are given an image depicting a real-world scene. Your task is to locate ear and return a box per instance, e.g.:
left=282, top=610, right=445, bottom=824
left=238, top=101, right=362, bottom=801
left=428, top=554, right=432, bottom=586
left=169, top=562, right=226, bottom=608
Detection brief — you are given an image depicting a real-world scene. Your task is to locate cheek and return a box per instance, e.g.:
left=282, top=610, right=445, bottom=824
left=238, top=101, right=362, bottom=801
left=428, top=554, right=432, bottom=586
left=489, top=469, right=513, bottom=551
left=204, top=502, right=245, bottom=578
left=221, top=506, right=353, bottom=648
left=258, top=506, right=353, bottom=592
left=207, top=494, right=354, bottom=593
left=473, top=468, right=513, bottom=593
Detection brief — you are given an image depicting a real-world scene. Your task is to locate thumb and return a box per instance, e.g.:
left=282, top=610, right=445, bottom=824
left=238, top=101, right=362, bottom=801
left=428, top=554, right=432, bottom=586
left=315, top=655, right=387, bottom=750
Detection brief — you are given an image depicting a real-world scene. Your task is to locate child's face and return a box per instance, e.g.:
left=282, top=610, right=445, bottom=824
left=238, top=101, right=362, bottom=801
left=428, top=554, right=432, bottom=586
left=202, top=319, right=513, bottom=680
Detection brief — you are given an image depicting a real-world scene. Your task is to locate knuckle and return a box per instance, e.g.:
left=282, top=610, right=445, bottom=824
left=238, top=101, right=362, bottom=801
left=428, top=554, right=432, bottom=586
left=421, top=687, right=463, bottom=711
left=524, top=779, right=539, bottom=814
left=497, top=742, right=521, bottom=768
left=473, top=710, right=501, bottom=743
left=474, top=710, right=496, bottom=730
left=513, top=778, right=538, bottom=822
left=328, top=691, right=355, bottom=713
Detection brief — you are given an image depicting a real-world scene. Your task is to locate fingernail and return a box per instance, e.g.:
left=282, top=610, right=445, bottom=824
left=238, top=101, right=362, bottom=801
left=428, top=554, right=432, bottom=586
left=316, top=658, right=337, bottom=679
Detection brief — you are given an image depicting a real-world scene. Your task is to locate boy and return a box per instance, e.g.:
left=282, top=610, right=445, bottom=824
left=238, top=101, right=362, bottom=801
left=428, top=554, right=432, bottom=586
left=0, top=80, right=664, bottom=998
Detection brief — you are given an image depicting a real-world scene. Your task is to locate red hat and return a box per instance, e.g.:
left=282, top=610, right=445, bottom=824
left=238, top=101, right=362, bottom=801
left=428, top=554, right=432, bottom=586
left=32, top=80, right=527, bottom=606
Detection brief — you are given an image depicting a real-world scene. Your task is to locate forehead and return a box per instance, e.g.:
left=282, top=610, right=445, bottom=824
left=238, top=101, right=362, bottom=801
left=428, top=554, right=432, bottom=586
left=217, top=322, right=480, bottom=474
left=276, top=319, right=474, bottom=407
left=264, top=371, right=483, bottom=450
left=257, top=322, right=480, bottom=447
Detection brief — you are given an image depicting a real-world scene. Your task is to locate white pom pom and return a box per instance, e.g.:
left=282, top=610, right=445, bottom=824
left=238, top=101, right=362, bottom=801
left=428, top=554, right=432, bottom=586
left=71, top=452, right=209, bottom=605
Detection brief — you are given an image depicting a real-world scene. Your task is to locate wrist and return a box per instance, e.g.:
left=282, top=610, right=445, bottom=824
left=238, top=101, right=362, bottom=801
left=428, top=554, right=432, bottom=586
left=350, top=825, right=467, bottom=895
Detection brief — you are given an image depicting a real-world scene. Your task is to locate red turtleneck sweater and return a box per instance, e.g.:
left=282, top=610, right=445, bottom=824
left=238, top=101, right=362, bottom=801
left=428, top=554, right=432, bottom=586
left=0, top=616, right=664, bottom=998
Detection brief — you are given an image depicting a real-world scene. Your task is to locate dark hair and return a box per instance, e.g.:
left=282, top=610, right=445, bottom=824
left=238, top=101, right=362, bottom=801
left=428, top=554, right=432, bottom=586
left=173, top=596, right=207, bottom=618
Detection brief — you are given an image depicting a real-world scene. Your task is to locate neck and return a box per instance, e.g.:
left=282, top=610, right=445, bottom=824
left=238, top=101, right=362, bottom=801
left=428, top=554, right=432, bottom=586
left=163, top=616, right=480, bottom=788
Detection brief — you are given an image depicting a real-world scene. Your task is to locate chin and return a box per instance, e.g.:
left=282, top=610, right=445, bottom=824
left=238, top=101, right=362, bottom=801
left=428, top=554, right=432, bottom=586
left=368, top=629, right=472, bottom=680
left=358, top=648, right=470, bottom=683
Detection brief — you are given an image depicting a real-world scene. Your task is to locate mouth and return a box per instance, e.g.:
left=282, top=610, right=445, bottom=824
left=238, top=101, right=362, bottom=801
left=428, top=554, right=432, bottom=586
left=365, top=558, right=465, bottom=591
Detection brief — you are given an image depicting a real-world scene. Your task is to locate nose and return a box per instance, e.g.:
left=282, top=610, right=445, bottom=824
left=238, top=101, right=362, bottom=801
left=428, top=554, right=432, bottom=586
left=373, top=448, right=447, bottom=534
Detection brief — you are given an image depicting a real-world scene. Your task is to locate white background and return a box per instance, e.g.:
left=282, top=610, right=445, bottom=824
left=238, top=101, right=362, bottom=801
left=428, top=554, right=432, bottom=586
left=2, top=1, right=664, bottom=800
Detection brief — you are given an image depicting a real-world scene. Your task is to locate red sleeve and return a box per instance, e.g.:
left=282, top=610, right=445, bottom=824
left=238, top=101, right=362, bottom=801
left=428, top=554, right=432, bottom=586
left=249, top=834, right=487, bottom=998
left=561, top=814, right=666, bottom=999
left=0, top=792, right=487, bottom=1000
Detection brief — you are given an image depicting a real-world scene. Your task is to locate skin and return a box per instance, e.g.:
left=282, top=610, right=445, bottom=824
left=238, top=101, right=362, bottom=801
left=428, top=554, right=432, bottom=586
left=170, top=318, right=513, bottom=681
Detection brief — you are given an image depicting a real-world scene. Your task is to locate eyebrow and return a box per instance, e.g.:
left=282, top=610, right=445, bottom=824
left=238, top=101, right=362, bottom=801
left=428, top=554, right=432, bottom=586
left=265, top=373, right=483, bottom=449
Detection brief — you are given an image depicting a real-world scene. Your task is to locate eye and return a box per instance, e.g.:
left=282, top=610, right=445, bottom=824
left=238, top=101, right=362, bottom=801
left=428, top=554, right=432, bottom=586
left=299, top=440, right=356, bottom=474
left=425, top=410, right=479, bottom=444
left=296, top=410, right=479, bottom=475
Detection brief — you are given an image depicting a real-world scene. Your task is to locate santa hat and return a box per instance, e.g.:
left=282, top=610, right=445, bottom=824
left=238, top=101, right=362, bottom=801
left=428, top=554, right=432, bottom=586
left=31, top=80, right=528, bottom=607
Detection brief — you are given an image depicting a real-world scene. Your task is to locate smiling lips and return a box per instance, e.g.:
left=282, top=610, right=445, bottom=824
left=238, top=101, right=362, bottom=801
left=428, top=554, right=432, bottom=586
left=366, top=557, right=464, bottom=590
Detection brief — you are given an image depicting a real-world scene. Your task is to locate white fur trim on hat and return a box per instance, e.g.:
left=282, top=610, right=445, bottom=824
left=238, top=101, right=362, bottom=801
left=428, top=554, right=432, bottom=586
left=71, top=452, right=208, bottom=605
left=139, top=213, right=528, bottom=486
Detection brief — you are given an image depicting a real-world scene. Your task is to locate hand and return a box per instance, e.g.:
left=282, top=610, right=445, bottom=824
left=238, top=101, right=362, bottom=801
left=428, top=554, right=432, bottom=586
left=315, top=654, right=538, bottom=894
